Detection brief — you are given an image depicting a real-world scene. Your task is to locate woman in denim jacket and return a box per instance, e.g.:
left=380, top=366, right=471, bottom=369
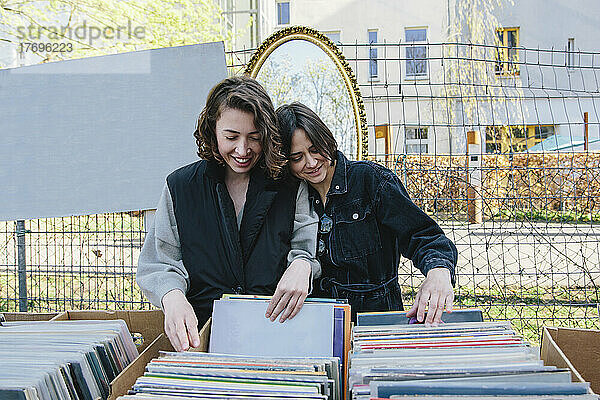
left=276, top=102, right=458, bottom=323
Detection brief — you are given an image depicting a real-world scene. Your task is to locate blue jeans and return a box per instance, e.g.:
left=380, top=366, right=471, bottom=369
left=316, top=275, right=403, bottom=321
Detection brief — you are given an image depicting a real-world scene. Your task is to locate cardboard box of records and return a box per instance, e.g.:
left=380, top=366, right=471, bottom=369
left=541, top=326, right=600, bottom=393
left=45, top=309, right=168, bottom=400
left=2, top=304, right=336, bottom=399
left=110, top=295, right=347, bottom=400
left=107, top=315, right=210, bottom=400
left=21, top=309, right=167, bottom=400
left=0, top=308, right=172, bottom=399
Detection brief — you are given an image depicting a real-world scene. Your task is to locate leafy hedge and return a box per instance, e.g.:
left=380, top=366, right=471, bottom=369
left=378, top=153, right=600, bottom=222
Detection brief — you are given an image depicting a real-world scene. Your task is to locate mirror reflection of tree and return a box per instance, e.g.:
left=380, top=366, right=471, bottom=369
left=302, top=59, right=356, bottom=160
left=255, top=54, right=299, bottom=108
left=256, top=52, right=356, bottom=160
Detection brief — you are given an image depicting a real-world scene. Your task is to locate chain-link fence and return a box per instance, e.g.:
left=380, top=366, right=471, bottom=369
left=346, top=41, right=600, bottom=341
left=0, top=213, right=151, bottom=312
left=2, top=41, right=600, bottom=342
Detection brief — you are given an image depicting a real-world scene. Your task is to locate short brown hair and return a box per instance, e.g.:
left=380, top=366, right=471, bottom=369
left=276, top=102, right=338, bottom=164
left=194, top=76, right=286, bottom=178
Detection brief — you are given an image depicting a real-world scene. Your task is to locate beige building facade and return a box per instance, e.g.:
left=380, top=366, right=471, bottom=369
left=231, top=0, right=600, bottom=157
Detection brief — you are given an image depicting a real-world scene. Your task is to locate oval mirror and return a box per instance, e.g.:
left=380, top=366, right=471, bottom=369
left=245, top=26, right=368, bottom=160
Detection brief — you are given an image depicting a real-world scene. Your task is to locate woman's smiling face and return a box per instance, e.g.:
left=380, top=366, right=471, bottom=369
left=288, top=128, right=331, bottom=184
left=215, top=107, right=263, bottom=176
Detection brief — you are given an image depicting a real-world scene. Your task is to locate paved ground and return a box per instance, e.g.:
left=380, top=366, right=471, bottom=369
left=399, top=221, right=600, bottom=289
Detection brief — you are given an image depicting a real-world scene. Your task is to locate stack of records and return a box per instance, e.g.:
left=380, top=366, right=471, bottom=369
left=119, top=294, right=352, bottom=400
left=118, top=351, right=340, bottom=400
left=349, top=319, right=597, bottom=400
left=210, top=294, right=351, bottom=397
left=0, top=319, right=138, bottom=400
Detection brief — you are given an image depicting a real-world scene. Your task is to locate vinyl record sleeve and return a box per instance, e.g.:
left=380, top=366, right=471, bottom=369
left=209, top=299, right=334, bottom=358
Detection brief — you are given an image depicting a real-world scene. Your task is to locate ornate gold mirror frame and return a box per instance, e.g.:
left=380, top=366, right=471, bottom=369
left=245, top=26, right=368, bottom=160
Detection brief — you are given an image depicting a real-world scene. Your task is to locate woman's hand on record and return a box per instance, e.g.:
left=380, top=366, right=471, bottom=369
left=406, top=267, right=454, bottom=325
left=161, top=289, right=200, bottom=351
left=265, top=259, right=311, bottom=323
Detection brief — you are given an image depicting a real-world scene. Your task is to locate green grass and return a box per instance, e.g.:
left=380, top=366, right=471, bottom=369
left=492, top=209, right=600, bottom=223
left=0, top=272, right=152, bottom=313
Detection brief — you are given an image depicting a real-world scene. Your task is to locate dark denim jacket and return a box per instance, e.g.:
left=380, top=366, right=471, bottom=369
left=309, top=151, right=457, bottom=317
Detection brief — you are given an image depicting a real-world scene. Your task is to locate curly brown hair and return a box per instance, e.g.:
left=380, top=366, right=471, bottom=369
left=194, top=76, right=286, bottom=179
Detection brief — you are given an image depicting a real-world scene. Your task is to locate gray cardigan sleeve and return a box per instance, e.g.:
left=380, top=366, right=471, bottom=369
left=136, top=183, right=189, bottom=309
left=287, top=181, right=321, bottom=280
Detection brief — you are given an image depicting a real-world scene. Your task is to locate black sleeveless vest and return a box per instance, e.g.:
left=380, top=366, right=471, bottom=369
left=166, top=160, right=298, bottom=326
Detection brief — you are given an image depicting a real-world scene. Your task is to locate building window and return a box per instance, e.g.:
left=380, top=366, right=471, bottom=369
left=534, top=125, right=555, bottom=140
left=406, top=126, right=428, bottom=140
left=485, top=125, right=555, bottom=153
left=486, top=126, right=526, bottom=152
left=368, top=30, right=378, bottom=79
left=405, top=126, right=428, bottom=154
left=277, top=1, right=290, bottom=25
left=567, top=38, right=575, bottom=68
left=496, top=27, right=519, bottom=75
left=324, top=31, right=341, bottom=45
left=405, top=28, right=427, bottom=77
left=486, top=142, right=501, bottom=153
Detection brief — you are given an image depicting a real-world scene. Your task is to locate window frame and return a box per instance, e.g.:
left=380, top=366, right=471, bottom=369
left=528, top=125, right=555, bottom=148
left=368, top=29, right=379, bottom=80
left=567, top=37, right=576, bottom=69
left=324, top=31, right=342, bottom=46
left=485, top=125, right=555, bottom=153
left=495, top=27, right=520, bottom=76
left=276, top=1, right=290, bottom=26
left=404, top=27, right=428, bottom=80
left=404, top=126, right=429, bottom=154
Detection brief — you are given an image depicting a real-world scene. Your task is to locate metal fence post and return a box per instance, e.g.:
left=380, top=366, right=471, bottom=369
left=584, top=112, right=589, bottom=151
left=15, top=220, right=27, bottom=312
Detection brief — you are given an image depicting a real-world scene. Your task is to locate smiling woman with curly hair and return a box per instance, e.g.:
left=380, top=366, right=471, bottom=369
left=137, top=76, right=320, bottom=352
left=194, top=76, right=287, bottom=179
